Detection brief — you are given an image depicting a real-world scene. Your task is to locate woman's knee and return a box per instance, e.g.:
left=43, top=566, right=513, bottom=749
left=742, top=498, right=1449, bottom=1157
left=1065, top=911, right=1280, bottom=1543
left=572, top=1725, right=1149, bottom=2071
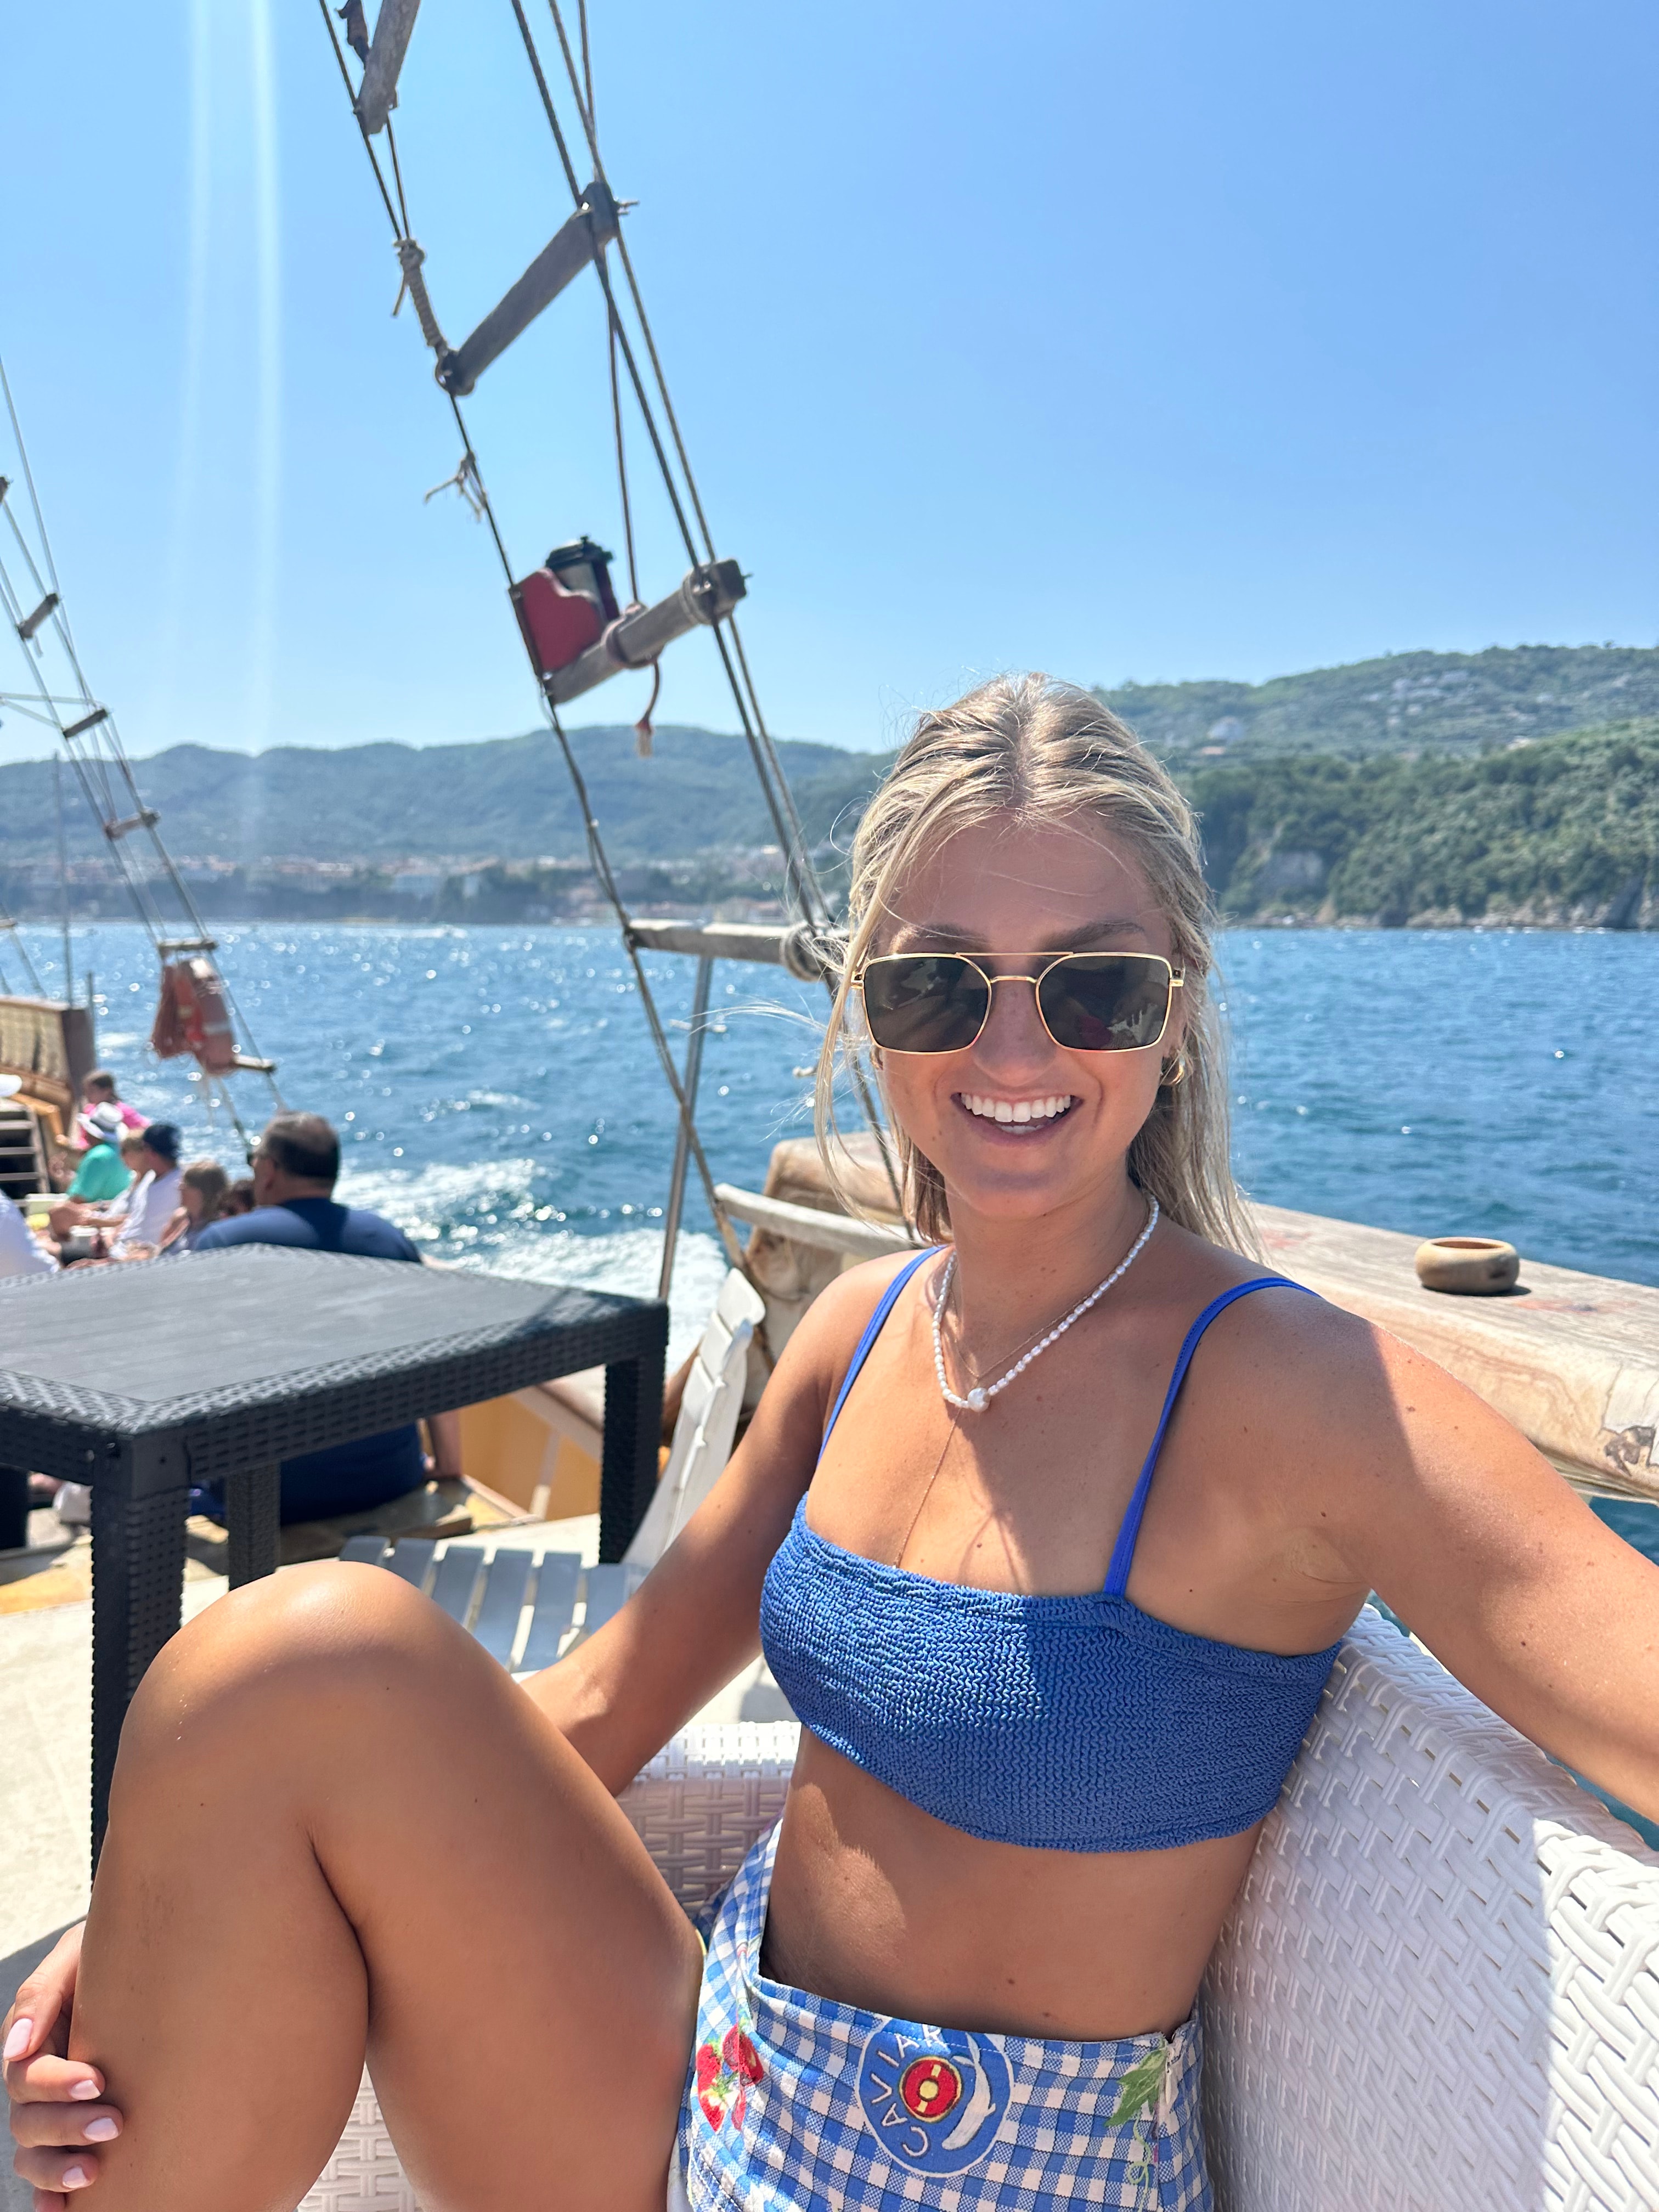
left=120, top=1562, right=466, bottom=1778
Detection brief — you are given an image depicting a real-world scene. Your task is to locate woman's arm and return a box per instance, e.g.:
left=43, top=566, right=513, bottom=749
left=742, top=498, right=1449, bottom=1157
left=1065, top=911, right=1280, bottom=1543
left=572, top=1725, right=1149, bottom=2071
left=522, top=1255, right=915, bottom=1793
left=1289, top=1311, right=1659, bottom=1822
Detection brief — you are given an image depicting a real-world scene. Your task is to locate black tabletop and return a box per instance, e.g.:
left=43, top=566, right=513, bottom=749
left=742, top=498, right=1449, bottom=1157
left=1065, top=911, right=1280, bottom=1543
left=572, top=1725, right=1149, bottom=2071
left=0, top=1245, right=666, bottom=1486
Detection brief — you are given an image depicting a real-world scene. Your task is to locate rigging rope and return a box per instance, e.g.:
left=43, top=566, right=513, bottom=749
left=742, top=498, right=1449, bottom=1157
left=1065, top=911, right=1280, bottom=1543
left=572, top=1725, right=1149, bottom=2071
left=316, top=1, right=902, bottom=1222
left=0, top=356, right=282, bottom=1109
left=537, top=1, right=848, bottom=949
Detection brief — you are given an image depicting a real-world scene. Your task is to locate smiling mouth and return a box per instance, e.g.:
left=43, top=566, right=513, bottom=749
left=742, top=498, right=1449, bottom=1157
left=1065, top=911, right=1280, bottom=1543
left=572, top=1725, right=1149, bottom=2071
left=956, top=1093, right=1076, bottom=1131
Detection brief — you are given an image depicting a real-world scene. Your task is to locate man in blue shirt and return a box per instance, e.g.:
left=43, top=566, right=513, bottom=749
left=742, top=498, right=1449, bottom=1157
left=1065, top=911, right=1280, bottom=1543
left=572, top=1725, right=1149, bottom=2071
left=196, top=1113, right=460, bottom=1522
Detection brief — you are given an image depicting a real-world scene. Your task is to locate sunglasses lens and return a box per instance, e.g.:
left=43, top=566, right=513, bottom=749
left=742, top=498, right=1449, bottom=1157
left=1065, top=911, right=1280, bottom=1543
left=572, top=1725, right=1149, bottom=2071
left=1037, top=956, right=1171, bottom=1052
left=861, top=956, right=990, bottom=1053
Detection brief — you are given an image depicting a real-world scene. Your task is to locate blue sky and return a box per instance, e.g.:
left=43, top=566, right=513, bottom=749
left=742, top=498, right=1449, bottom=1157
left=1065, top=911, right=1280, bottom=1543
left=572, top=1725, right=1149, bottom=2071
left=1, top=0, right=1654, bottom=765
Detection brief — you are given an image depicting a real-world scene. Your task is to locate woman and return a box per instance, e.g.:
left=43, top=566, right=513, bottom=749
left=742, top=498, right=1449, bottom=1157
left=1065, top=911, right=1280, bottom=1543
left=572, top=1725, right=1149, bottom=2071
left=155, top=1160, right=232, bottom=1256
left=7, top=676, right=1657, bottom=2212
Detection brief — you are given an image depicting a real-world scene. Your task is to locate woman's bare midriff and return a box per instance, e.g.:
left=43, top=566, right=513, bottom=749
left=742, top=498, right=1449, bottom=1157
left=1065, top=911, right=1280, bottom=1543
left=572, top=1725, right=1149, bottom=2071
left=760, top=1734, right=1264, bottom=2042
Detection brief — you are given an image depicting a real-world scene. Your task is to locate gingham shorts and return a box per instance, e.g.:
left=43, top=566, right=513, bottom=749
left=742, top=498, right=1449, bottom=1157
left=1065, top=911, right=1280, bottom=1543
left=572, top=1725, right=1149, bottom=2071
left=674, top=1823, right=1212, bottom=2211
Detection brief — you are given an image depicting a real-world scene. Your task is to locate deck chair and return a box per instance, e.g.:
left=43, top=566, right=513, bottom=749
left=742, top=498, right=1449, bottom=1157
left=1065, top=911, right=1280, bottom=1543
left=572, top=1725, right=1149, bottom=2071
left=625, top=1268, right=765, bottom=1569
left=298, top=1600, right=1659, bottom=2212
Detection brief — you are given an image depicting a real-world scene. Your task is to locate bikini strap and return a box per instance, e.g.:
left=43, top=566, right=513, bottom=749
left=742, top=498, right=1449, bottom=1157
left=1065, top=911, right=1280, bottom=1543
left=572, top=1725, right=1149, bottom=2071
left=1102, top=1275, right=1314, bottom=1596
left=818, top=1248, right=938, bottom=1458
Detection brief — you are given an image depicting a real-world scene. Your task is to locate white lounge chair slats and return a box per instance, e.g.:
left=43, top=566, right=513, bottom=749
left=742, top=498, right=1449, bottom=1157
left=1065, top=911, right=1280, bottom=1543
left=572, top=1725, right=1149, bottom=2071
left=427, top=1542, right=484, bottom=1628
left=385, top=1536, right=434, bottom=1590
left=518, top=1550, right=582, bottom=1671
left=297, top=1602, right=1659, bottom=2212
left=625, top=1269, right=765, bottom=1570
left=575, top=1560, right=649, bottom=1643
left=469, top=1548, right=532, bottom=1664
left=351, top=1537, right=644, bottom=1674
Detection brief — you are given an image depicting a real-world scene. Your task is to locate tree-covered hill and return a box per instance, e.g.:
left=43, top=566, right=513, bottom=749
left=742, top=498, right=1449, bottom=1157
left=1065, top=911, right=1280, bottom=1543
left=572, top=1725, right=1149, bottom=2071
left=1186, top=721, right=1658, bottom=927
left=1, top=651, right=1653, bottom=929
left=0, top=724, right=890, bottom=867
left=1097, top=644, right=1659, bottom=761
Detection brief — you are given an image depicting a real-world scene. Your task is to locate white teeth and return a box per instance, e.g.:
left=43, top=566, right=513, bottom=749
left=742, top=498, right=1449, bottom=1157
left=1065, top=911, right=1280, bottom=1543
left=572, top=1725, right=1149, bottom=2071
left=960, top=1094, right=1074, bottom=1124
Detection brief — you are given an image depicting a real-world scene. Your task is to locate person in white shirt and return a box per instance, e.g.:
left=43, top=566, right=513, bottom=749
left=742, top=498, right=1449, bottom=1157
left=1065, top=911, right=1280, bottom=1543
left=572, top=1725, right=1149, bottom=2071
left=110, top=1123, right=184, bottom=1257
left=0, top=1189, right=54, bottom=1279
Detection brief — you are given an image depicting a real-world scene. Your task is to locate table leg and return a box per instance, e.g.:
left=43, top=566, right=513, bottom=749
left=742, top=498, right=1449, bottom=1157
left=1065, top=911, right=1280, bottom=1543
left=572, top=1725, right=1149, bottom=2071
left=91, top=1476, right=188, bottom=1860
left=600, top=1339, right=667, bottom=1563
left=0, top=1466, right=28, bottom=1552
left=226, top=1462, right=281, bottom=1587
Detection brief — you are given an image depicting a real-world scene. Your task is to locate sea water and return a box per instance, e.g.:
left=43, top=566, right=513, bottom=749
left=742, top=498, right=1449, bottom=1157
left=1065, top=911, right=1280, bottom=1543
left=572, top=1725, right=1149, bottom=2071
left=16, top=923, right=1651, bottom=1322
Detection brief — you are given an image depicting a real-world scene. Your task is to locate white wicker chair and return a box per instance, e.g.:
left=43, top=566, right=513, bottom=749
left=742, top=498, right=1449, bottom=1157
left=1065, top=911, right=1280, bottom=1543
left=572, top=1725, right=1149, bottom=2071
left=298, top=1611, right=1659, bottom=2212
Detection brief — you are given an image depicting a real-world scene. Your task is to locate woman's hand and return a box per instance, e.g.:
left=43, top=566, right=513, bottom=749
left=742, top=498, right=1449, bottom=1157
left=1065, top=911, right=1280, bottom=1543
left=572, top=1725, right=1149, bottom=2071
left=4, top=1923, right=123, bottom=2204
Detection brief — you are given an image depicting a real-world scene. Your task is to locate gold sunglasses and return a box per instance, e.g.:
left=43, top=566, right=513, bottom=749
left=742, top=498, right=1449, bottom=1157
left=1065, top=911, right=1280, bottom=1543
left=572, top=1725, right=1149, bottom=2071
left=855, top=952, right=1183, bottom=1056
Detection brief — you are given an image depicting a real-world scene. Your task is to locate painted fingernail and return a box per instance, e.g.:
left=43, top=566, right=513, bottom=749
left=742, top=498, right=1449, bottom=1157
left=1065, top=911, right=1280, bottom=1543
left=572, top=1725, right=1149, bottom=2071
left=2, top=2018, right=30, bottom=2061
left=83, top=2117, right=119, bottom=2142
left=69, top=2079, right=103, bottom=2100
left=61, top=2166, right=92, bottom=2190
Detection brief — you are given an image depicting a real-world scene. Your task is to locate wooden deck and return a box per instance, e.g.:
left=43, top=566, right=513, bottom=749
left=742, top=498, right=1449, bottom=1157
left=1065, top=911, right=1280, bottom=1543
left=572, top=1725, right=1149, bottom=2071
left=1256, top=1205, right=1659, bottom=1502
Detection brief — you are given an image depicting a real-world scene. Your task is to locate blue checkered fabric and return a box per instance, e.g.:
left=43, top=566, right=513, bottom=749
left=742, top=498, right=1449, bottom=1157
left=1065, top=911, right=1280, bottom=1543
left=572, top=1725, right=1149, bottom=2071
left=677, top=1826, right=1212, bottom=2211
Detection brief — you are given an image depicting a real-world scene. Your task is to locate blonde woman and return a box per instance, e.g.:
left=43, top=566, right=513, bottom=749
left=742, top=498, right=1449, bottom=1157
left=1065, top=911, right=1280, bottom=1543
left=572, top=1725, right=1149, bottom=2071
left=154, top=1160, right=232, bottom=1256
left=7, top=676, right=1657, bottom=2212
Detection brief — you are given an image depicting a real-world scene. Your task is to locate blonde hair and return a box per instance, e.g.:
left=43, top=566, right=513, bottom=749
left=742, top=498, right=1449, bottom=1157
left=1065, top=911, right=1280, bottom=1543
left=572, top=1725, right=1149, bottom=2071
left=180, top=1159, right=231, bottom=1221
left=815, top=673, right=1255, bottom=1254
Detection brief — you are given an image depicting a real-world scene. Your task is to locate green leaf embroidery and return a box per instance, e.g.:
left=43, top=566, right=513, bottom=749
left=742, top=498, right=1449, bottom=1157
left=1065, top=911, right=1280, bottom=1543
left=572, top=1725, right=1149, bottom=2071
left=1107, top=2046, right=1167, bottom=2130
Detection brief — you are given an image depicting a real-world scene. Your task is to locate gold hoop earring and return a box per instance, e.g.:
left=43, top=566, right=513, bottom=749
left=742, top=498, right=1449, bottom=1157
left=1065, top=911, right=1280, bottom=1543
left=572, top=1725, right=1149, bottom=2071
left=1161, top=1052, right=1188, bottom=1088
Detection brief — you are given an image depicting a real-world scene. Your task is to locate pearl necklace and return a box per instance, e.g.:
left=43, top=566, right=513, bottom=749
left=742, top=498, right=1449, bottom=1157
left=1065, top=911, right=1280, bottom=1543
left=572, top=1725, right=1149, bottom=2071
left=932, top=1197, right=1160, bottom=1414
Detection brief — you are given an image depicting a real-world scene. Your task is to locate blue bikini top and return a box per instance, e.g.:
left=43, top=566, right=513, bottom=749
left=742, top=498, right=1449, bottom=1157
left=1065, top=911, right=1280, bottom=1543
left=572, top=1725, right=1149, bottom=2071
left=760, top=1250, right=1341, bottom=1853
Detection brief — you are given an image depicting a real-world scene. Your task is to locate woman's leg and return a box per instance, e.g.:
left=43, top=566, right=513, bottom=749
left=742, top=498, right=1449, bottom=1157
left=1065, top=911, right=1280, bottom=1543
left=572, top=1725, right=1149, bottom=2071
left=64, top=1562, right=702, bottom=2212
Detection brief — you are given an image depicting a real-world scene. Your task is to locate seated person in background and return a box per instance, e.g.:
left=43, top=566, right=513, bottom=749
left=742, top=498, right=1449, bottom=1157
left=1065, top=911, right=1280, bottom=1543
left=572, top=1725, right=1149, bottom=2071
left=108, top=1122, right=184, bottom=1259
left=73, top=1067, right=148, bottom=1150
left=44, top=1130, right=151, bottom=1250
left=0, top=1189, right=54, bottom=1280
left=157, top=1159, right=232, bottom=1254
left=64, top=1104, right=134, bottom=1204
left=194, top=1113, right=462, bottom=1521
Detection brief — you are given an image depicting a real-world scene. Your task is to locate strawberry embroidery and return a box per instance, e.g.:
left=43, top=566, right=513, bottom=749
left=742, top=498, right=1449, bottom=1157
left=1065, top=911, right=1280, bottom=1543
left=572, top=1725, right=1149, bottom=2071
left=696, top=2022, right=765, bottom=2129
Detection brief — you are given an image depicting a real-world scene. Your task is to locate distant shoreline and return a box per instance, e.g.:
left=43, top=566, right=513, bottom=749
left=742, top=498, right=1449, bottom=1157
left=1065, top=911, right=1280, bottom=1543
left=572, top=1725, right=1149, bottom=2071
left=4, top=906, right=1652, bottom=936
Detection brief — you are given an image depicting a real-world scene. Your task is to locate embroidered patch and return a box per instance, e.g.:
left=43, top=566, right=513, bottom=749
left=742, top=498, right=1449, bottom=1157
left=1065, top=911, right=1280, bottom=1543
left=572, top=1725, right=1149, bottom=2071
left=855, top=2022, right=1011, bottom=2176
left=695, top=2024, right=764, bottom=2130
left=1106, top=2045, right=1167, bottom=2130
left=900, top=2056, right=962, bottom=2121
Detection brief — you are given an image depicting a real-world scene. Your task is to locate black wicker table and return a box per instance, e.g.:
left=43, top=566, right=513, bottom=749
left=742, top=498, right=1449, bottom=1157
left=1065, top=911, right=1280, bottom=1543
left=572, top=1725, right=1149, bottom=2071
left=0, top=1245, right=667, bottom=1852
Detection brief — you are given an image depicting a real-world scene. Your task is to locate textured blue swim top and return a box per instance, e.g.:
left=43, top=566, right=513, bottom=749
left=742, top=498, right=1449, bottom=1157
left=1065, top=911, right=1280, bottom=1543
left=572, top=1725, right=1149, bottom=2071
left=760, top=1249, right=1342, bottom=1853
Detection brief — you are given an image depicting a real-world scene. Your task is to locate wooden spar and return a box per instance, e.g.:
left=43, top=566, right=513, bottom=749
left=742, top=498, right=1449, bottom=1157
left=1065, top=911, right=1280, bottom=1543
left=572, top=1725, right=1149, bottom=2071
left=1254, top=1205, right=1659, bottom=1503
left=715, top=1182, right=913, bottom=1262
left=437, top=183, right=619, bottom=397
left=628, top=921, right=789, bottom=966
left=543, top=559, right=747, bottom=706
left=627, top=919, right=832, bottom=978
left=16, top=593, right=59, bottom=642
left=356, top=0, right=422, bottom=135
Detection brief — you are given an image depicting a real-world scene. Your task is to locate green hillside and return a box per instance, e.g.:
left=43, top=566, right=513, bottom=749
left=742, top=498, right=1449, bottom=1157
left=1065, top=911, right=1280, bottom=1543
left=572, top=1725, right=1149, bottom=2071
left=1097, top=644, right=1659, bottom=760
left=1185, top=721, right=1658, bottom=927
left=1, top=649, right=1654, bottom=929
left=0, top=724, right=889, bottom=868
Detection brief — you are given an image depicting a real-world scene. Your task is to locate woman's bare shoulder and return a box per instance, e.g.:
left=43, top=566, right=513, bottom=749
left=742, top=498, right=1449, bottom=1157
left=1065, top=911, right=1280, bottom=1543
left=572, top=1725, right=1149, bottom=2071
left=1166, top=1232, right=1531, bottom=1526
